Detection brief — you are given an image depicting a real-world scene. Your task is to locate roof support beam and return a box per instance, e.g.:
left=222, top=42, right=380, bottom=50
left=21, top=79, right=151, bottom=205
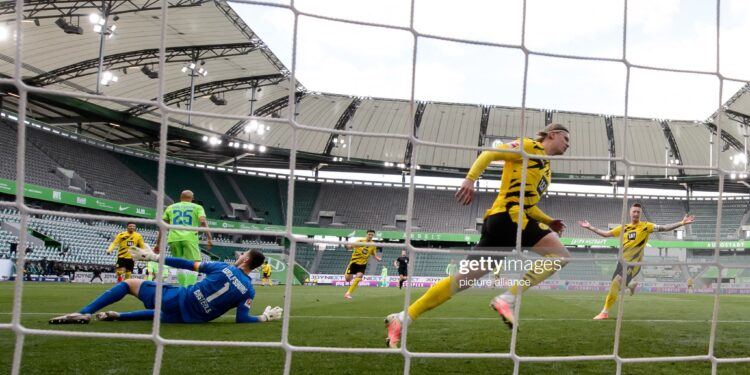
left=604, top=115, right=616, bottom=177
left=661, top=120, right=686, bottom=176
left=404, top=102, right=427, bottom=165
left=26, top=43, right=259, bottom=86
left=224, top=91, right=306, bottom=137
left=704, top=121, right=744, bottom=152
left=477, top=105, right=490, bottom=148
left=323, top=98, right=361, bottom=156
left=125, top=74, right=285, bottom=116
left=1, top=0, right=210, bottom=21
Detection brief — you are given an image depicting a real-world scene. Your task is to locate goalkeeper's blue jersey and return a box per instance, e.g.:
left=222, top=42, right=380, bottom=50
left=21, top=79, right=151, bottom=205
left=178, top=262, right=256, bottom=323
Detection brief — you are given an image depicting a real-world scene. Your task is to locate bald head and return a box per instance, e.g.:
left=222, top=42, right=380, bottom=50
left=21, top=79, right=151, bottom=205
left=180, top=190, right=194, bottom=202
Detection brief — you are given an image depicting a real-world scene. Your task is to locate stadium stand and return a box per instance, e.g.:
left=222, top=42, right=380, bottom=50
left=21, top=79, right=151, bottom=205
left=1, top=121, right=157, bottom=207
left=0, top=119, right=74, bottom=192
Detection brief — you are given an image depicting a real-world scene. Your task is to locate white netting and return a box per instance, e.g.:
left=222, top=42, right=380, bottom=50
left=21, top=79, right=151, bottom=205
left=2, top=0, right=750, bottom=374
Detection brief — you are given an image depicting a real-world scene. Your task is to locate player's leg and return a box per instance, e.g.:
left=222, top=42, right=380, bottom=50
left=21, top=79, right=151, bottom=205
left=385, top=213, right=511, bottom=347
left=491, top=218, right=569, bottom=329
left=626, top=265, right=640, bottom=296
left=115, top=264, right=125, bottom=283
left=173, top=241, right=198, bottom=286
left=343, top=263, right=355, bottom=298
left=123, top=258, right=134, bottom=280
left=96, top=310, right=154, bottom=321
left=346, top=270, right=364, bottom=297
left=51, top=279, right=144, bottom=324
left=595, top=264, right=625, bottom=320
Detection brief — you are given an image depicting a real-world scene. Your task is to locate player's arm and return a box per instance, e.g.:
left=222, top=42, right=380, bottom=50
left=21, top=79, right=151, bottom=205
left=136, top=234, right=145, bottom=249
left=106, top=234, right=120, bottom=254
left=526, top=206, right=566, bottom=235
left=154, top=217, right=169, bottom=253
left=654, top=214, right=695, bottom=232
left=578, top=220, right=615, bottom=237
left=199, top=215, right=212, bottom=250
left=456, top=139, right=526, bottom=205
left=235, top=301, right=283, bottom=323
left=373, top=247, right=382, bottom=262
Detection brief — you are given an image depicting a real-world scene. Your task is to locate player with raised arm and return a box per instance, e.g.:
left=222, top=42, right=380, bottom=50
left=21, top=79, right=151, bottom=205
left=49, top=246, right=282, bottom=324
left=578, top=203, right=694, bottom=320
left=344, top=229, right=381, bottom=299
left=155, top=190, right=213, bottom=287
left=107, top=222, right=144, bottom=282
left=384, top=123, right=571, bottom=348
left=394, top=250, right=409, bottom=289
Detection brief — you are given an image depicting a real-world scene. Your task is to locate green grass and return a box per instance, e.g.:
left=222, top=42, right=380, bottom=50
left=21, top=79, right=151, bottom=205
left=1, top=283, right=749, bottom=374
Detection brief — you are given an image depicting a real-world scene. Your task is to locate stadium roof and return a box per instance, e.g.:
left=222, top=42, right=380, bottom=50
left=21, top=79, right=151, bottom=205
left=1, top=0, right=749, bottom=193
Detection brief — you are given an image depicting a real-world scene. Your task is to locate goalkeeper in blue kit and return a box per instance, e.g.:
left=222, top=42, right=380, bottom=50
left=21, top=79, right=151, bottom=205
left=50, top=246, right=283, bottom=324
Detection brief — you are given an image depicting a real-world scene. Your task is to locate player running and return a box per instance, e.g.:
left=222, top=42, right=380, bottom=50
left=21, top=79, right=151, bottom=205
left=344, top=229, right=381, bottom=299
left=384, top=123, right=571, bottom=348
left=106, top=222, right=144, bottom=282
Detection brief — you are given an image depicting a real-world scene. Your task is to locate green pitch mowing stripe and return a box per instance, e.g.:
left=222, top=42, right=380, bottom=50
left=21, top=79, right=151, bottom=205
left=1, top=283, right=749, bottom=374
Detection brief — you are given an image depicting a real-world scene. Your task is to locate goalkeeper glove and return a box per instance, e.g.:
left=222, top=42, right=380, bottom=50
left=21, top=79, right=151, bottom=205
left=260, top=305, right=283, bottom=322
left=128, top=244, right=158, bottom=262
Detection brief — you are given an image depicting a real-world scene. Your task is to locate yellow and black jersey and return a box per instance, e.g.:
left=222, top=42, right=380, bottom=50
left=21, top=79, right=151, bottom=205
left=467, top=138, right=553, bottom=229
left=107, top=231, right=144, bottom=259
left=261, top=263, right=272, bottom=276
left=349, top=239, right=378, bottom=265
left=610, top=221, right=654, bottom=262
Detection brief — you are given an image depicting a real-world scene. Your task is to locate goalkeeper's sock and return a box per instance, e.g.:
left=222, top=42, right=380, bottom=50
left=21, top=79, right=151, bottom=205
left=507, top=255, right=567, bottom=297
left=117, top=310, right=154, bottom=321
left=124, top=271, right=132, bottom=280
left=80, top=282, right=130, bottom=314
left=602, top=278, right=621, bottom=312
left=347, top=277, right=361, bottom=295
left=407, top=276, right=456, bottom=321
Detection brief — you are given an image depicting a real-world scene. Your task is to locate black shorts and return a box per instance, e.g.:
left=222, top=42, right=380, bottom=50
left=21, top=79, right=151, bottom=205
left=612, top=262, right=641, bottom=285
left=345, top=262, right=367, bottom=275
left=475, top=211, right=553, bottom=249
left=262, top=273, right=271, bottom=279
left=116, top=257, right=135, bottom=272
left=398, top=268, right=408, bottom=277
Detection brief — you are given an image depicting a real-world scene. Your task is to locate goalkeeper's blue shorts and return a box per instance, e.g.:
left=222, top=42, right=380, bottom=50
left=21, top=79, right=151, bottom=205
left=137, top=281, right=185, bottom=323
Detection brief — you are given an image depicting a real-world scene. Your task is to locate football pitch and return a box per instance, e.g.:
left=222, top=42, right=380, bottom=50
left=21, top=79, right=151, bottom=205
left=1, top=283, right=749, bottom=374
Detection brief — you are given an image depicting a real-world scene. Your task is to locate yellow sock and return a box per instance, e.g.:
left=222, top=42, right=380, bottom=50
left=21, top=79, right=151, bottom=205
left=124, top=271, right=132, bottom=280
left=347, top=277, right=361, bottom=295
left=603, top=279, right=621, bottom=312
left=508, top=255, right=567, bottom=296
left=407, top=276, right=457, bottom=320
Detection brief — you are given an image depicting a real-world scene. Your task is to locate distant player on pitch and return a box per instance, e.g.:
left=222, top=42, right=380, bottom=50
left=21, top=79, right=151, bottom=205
left=579, top=202, right=694, bottom=320
left=261, top=259, right=272, bottom=286
left=107, top=222, right=144, bottom=282
left=344, top=229, right=381, bottom=299
left=394, top=250, right=409, bottom=289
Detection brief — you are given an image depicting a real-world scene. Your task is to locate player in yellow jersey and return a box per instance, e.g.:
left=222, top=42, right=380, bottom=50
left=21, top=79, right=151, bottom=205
left=579, top=202, right=694, bottom=320
left=385, top=124, right=571, bottom=348
left=261, top=260, right=272, bottom=286
left=107, top=222, right=145, bottom=282
left=344, top=229, right=381, bottom=299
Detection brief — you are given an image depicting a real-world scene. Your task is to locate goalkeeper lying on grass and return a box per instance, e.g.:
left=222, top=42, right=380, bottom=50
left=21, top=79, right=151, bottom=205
left=50, top=246, right=283, bottom=324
